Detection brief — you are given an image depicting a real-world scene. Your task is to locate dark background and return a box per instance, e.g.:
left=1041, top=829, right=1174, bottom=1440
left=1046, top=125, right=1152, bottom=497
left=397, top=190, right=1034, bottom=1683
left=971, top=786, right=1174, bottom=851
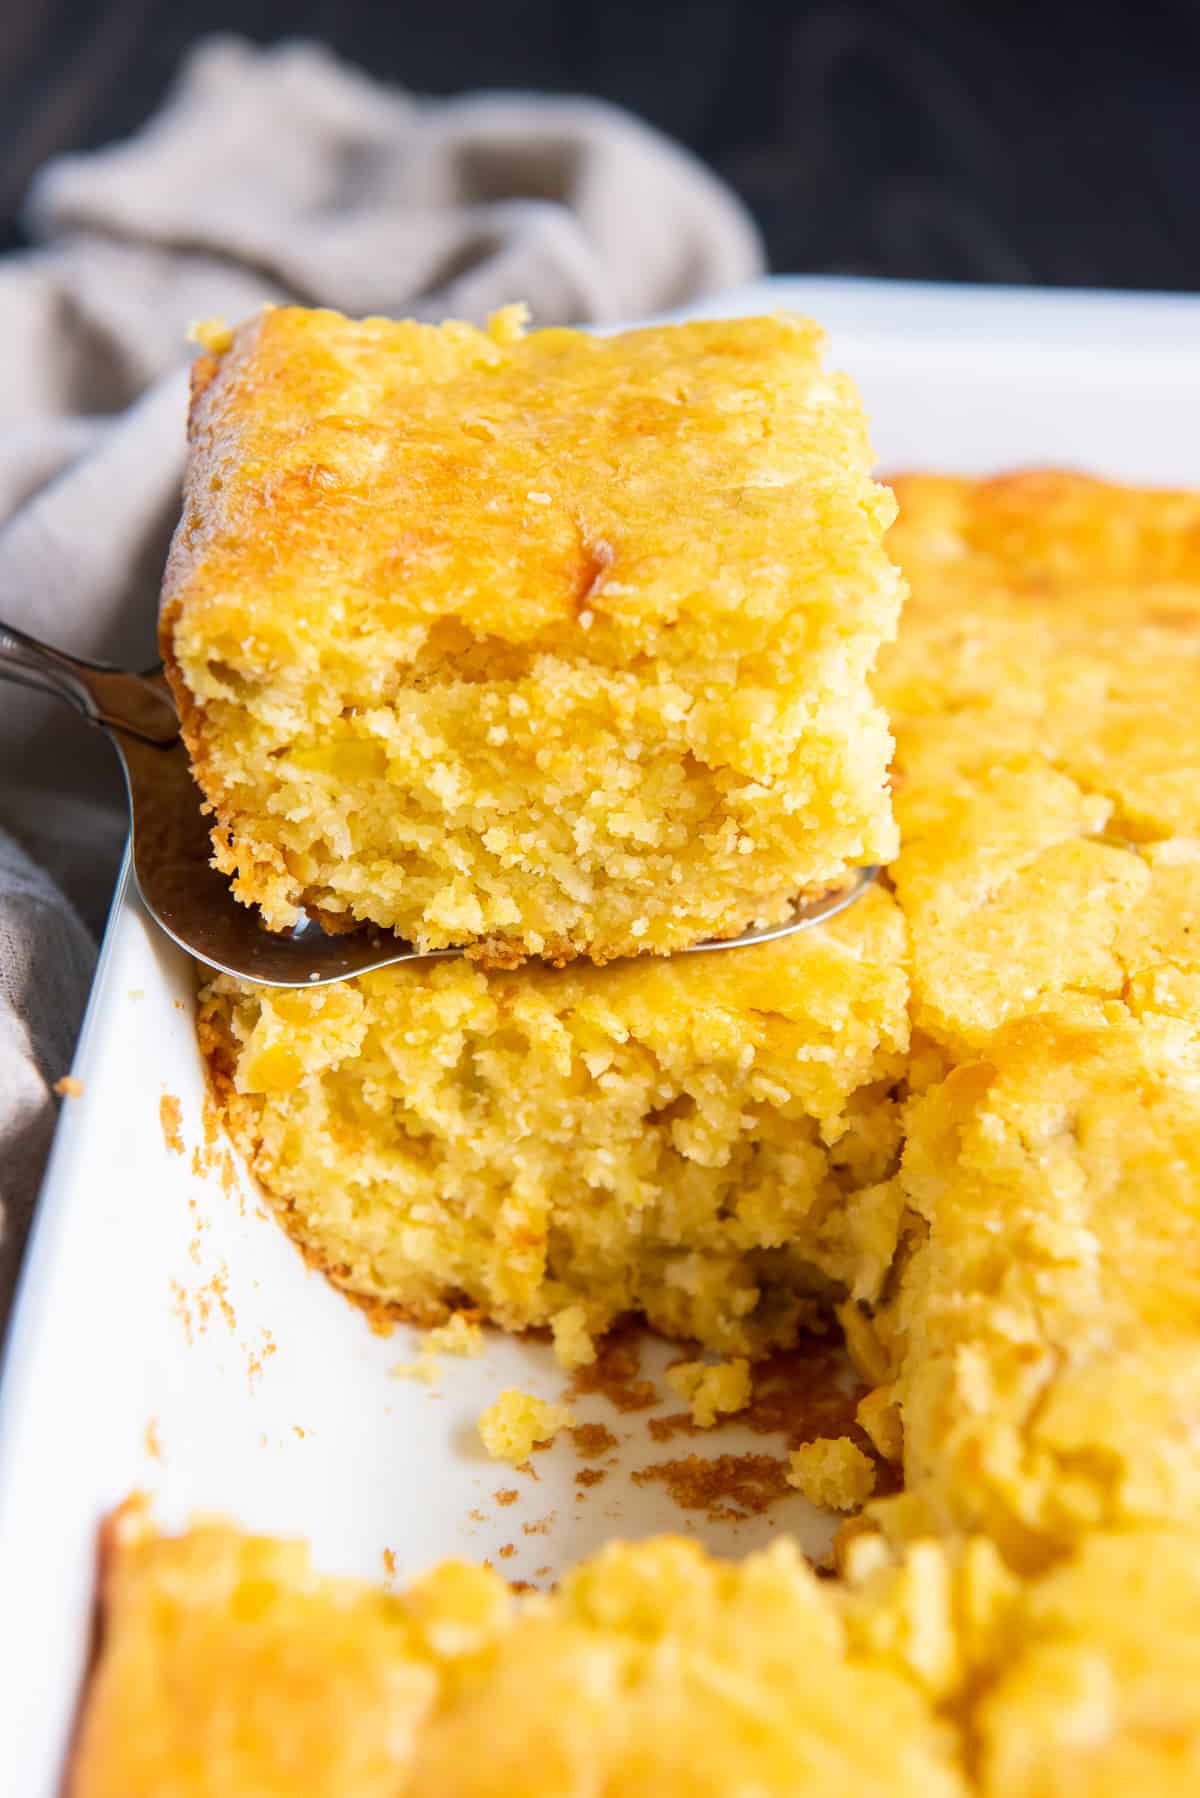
left=3, top=0, right=1198, bottom=287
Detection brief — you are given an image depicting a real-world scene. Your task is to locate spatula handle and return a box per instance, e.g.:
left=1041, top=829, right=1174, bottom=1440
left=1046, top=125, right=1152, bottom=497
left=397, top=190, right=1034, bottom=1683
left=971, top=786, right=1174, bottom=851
left=0, top=620, right=178, bottom=746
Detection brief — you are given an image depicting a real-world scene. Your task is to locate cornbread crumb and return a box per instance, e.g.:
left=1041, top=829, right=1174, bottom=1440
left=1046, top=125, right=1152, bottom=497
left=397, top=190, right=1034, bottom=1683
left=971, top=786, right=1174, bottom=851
left=53, top=1074, right=83, bottom=1098
left=787, top=1437, right=877, bottom=1511
left=568, top=1329, right=662, bottom=1413
left=550, top=1305, right=596, bottom=1370
left=632, top=1453, right=793, bottom=1521
left=420, top=1314, right=484, bottom=1358
left=570, top=1422, right=618, bottom=1458
left=666, top=1357, right=752, bottom=1428
left=164, top=306, right=901, bottom=960
left=388, top=1357, right=439, bottom=1385
left=478, top=1391, right=574, bottom=1462
left=158, top=1093, right=183, bottom=1156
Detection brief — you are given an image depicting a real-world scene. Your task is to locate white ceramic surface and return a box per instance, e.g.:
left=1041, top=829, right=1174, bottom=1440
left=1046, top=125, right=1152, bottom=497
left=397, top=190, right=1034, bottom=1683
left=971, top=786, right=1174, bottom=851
left=4, top=275, right=1200, bottom=1796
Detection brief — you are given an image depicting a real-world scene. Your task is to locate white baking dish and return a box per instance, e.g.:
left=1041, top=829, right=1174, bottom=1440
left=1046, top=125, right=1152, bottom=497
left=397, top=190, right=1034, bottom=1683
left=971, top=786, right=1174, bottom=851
left=5, top=274, right=1200, bottom=1795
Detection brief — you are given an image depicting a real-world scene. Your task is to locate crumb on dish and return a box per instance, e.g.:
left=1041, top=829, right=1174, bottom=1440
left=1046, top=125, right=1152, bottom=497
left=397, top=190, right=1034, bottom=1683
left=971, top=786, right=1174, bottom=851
left=420, top=1314, right=484, bottom=1358
left=787, top=1436, right=876, bottom=1511
left=666, top=1357, right=753, bottom=1429
left=478, top=1391, right=574, bottom=1462
left=550, top=1305, right=597, bottom=1371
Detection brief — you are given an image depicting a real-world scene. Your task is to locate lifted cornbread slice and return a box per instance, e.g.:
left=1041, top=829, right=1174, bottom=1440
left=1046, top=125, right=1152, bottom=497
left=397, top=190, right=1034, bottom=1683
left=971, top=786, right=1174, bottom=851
left=70, top=1509, right=965, bottom=1798
left=197, top=885, right=909, bottom=1355
left=865, top=1008, right=1200, bottom=1572
left=163, top=305, right=902, bottom=962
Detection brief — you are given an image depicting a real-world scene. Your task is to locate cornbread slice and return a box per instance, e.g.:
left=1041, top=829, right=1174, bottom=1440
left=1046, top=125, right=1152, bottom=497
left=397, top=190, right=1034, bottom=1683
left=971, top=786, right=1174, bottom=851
left=198, top=885, right=910, bottom=1355
left=969, top=1530, right=1200, bottom=1796
left=69, top=1510, right=965, bottom=1798
left=163, top=305, right=902, bottom=962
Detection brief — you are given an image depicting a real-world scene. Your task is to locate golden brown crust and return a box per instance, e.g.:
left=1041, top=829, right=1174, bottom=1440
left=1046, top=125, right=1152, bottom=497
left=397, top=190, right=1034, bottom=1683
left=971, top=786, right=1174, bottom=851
left=887, top=467, right=1200, bottom=616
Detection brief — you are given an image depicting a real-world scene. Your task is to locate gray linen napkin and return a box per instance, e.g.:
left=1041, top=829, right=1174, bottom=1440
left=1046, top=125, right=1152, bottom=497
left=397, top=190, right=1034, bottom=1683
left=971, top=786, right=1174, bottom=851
left=0, top=35, right=763, bottom=1316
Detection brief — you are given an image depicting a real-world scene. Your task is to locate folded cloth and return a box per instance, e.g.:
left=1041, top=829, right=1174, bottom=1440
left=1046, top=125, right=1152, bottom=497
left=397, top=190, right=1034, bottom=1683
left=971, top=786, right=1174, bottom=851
left=0, top=34, right=764, bottom=1328
left=0, top=829, right=96, bottom=1321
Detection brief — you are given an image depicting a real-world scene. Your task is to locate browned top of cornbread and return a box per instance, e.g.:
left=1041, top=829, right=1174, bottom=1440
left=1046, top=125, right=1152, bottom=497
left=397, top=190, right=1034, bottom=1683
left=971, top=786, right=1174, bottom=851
left=166, top=305, right=894, bottom=672
left=879, top=470, right=1200, bottom=1057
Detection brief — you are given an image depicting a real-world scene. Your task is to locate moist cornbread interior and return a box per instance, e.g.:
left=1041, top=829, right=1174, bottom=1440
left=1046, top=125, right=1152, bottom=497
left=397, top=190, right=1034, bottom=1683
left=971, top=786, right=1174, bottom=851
left=201, top=472, right=1200, bottom=1585
left=164, top=306, right=902, bottom=962
left=71, top=1509, right=1200, bottom=1796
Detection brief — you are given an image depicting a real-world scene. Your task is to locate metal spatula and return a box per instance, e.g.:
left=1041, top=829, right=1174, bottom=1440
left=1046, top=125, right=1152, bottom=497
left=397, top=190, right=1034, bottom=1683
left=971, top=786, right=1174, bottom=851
left=1, top=621, right=877, bottom=987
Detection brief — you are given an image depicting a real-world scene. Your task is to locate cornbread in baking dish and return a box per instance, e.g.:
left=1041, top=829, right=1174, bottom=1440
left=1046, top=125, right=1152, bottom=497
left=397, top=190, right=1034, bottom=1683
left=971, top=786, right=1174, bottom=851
left=198, top=884, right=910, bottom=1356
left=76, top=477, right=1200, bottom=1794
left=849, top=470, right=1200, bottom=1570
left=71, top=1508, right=1200, bottom=1796
left=163, top=305, right=903, bottom=963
